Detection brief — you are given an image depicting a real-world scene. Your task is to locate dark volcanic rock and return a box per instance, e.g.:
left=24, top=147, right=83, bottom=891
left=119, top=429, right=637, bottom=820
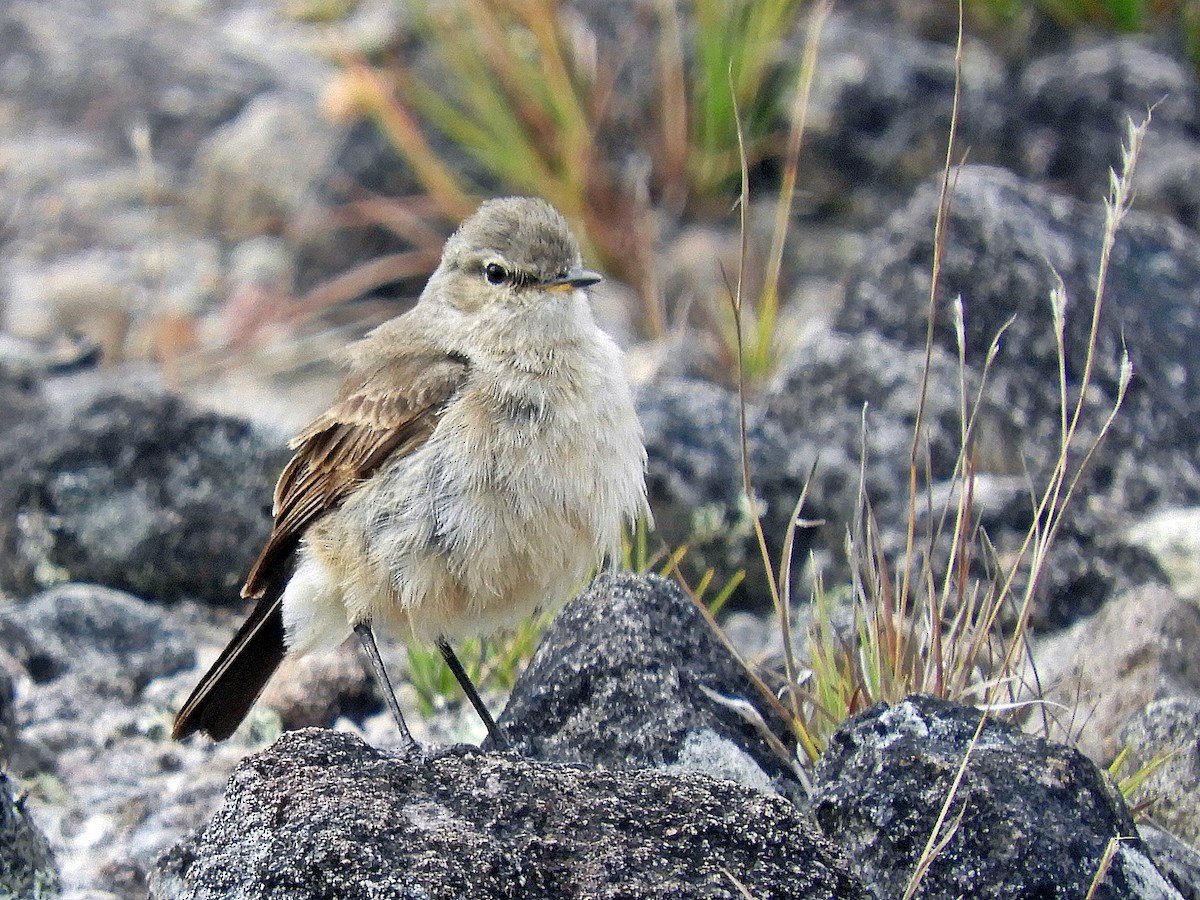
left=0, top=390, right=289, bottom=604
left=1017, top=39, right=1199, bottom=201
left=151, top=729, right=866, bottom=900
left=498, top=573, right=799, bottom=794
left=0, top=771, right=59, bottom=898
left=806, top=14, right=1008, bottom=214
left=637, top=377, right=812, bottom=610
left=839, top=164, right=1200, bottom=483
left=812, top=695, right=1177, bottom=899
left=764, top=328, right=1018, bottom=583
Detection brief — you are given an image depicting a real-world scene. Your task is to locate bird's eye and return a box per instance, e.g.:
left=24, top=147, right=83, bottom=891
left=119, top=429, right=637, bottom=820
left=484, top=262, right=509, bottom=285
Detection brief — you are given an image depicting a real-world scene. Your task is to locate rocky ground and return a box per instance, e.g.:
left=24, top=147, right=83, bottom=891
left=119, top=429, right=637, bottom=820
left=4, top=0, right=1200, bottom=897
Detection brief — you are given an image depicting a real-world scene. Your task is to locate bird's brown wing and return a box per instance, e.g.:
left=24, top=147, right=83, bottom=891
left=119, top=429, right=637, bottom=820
left=172, top=351, right=469, bottom=741
left=243, top=352, right=470, bottom=596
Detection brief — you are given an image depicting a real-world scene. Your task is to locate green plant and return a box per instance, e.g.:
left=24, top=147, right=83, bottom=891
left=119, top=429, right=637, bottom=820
left=332, top=0, right=660, bottom=332
left=1108, top=744, right=1177, bottom=818
left=663, top=0, right=810, bottom=198
left=705, top=72, right=1144, bottom=897
left=969, top=0, right=1200, bottom=69
left=405, top=614, right=550, bottom=721
left=706, top=0, right=830, bottom=385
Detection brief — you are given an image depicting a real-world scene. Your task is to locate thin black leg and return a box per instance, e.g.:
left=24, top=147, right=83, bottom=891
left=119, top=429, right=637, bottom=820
left=436, top=638, right=505, bottom=748
left=355, top=622, right=416, bottom=748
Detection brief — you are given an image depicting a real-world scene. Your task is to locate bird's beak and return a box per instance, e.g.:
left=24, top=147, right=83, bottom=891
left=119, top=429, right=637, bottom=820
left=543, top=267, right=603, bottom=292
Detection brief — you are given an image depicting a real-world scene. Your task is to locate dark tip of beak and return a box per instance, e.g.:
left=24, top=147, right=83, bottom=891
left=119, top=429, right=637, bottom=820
left=545, top=267, right=603, bottom=290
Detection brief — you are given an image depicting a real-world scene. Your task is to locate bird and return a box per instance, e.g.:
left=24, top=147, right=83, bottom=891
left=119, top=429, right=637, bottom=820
left=172, top=197, right=650, bottom=746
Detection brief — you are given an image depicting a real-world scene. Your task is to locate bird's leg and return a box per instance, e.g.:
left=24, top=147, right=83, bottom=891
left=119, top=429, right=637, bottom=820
left=436, top=638, right=506, bottom=749
left=354, top=621, right=416, bottom=749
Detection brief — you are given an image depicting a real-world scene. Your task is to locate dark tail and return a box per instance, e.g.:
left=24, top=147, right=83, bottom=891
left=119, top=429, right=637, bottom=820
left=172, top=589, right=286, bottom=741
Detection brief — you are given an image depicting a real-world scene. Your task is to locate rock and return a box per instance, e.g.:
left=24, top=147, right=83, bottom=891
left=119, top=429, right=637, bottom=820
left=1028, top=584, right=1200, bottom=763
left=0, top=338, right=48, bottom=442
left=498, top=573, right=800, bottom=794
left=0, top=0, right=273, bottom=167
left=150, top=729, right=866, bottom=900
left=1119, top=697, right=1200, bottom=847
left=813, top=694, right=1179, bottom=899
left=257, top=642, right=381, bottom=735
left=0, top=584, right=195, bottom=700
left=0, top=390, right=289, bottom=604
left=0, top=771, right=59, bottom=898
left=0, top=665, right=17, bottom=769
left=1017, top=39, right=1199, bottom=202
left=188, top=91, right=339, bottom=240
left=805, top=14, right=1008, bottom=215
left=0, top=583, right=248, bottom=896
left=764, top=328, right=1010, bottom=585
left=1141, top=825, right=1200, bottom=900
left=840, top=164, right=1200, bottom=500
left=833, top=164, right=1198, bottom=626
left=1126, top=507, right=1200, bottom=600
left=637, top=377, right=813, bottom=610
left=1133, top=131, right=1200, bottom=233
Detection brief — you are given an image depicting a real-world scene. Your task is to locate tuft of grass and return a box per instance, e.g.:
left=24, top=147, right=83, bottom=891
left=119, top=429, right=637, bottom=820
left=1108, top=744, right=1178, bottom=819
left=327, top=0, right=814, bottom=342
left=706, top=0, right=830, bottom=385
left=666, top=0, right=810, bottom=199
left=329, top=0, right=660, bottom=332
left=706, top=4, right=1146, bottom=878
left=717, top=0, right=1145, bottom=794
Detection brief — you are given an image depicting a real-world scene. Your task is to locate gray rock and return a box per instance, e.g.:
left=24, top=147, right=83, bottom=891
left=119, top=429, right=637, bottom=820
left=188, top=92, right=339, bottom=241
left=1119, top=697, right=1200, bottom=847
left=0, top=0, right=273, bottom=167
left=806, top=14, right=1008, bottom=215
left=1134, top=131, right=1200, bottom=233
left=1027, top=584, right=1200, bottom=763
left=0, top=390, right=289, bottom=603
left=764, top=328, right=1014, bottom=585
left=0, top=584, right=194, bottom=699
left=0, top=771, right=59, bottom=899
left=498, top=573, right=800, bottom=794
left=1017, top=39, right=1199, bottom=201
left=1141, top=825, right=1200, bottom=900
left=637, top=377, right=813, bottom=610
left=0, top=583, right=245, bottom=896
left=1126, top=507, right=1200, bottom=600
left=150, top=729, right=866, bottom=900
left=840, top=164, right=1200, bottom=487
left=0, top=353, right=47, bottom=444
left=0, top=665, right=16, bottom=766
left=813, top=694, right=1179, bottom=899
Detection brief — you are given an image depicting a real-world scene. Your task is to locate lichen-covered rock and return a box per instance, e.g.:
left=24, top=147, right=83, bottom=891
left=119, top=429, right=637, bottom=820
left=150, top=729, right=866, bottom=900
left=0, top=390, right=288, bottom=603
left=499, top=573, right=800, bottom=795
left=0, top=772, right=59, bottom=899
left=813, top=695, right=1178, bottom=899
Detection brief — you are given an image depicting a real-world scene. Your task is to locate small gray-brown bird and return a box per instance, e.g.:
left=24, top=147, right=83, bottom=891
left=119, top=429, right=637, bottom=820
left=173, top=197, right=650, bottom=745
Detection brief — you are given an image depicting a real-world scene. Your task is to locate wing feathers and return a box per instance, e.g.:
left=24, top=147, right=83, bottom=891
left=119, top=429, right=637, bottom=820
left=244, top=353, right=468, bottom=598
left=173, top=348, right=469, bottom=741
